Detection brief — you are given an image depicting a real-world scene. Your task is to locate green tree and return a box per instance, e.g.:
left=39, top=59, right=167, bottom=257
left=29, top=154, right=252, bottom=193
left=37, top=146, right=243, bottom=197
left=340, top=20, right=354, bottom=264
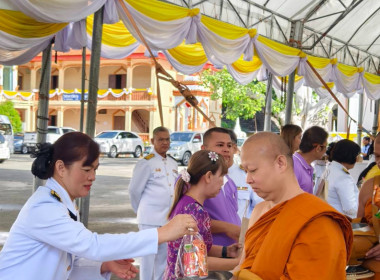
left=201, top=68, right=285, bottom=125
left=0, top=101, right=22, bottom=133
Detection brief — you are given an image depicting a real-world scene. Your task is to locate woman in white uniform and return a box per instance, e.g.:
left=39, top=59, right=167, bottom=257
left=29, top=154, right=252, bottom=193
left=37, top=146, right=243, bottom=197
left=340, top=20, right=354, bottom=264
left=326, top=139, right=361, bottom=219
left=0, top=132, right=197, bottom=280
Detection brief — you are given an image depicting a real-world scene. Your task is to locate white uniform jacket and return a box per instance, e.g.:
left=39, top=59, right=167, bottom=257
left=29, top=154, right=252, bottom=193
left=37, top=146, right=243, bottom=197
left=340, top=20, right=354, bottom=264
left=0, top=178, right=158, bottom=280
left=129, top=149, right=178, bottom=226
left=228, top=164, right=263, bottom=220
left=326, top=161, right=359, bottom=218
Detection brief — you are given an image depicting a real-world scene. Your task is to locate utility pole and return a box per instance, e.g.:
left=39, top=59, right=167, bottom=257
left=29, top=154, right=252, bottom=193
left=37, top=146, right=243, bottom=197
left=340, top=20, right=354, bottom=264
left=80, top=6, right=104, bottom=226
left=33, top=41, right=53, bottom=192
left=80, top=46, right=86, bottom=132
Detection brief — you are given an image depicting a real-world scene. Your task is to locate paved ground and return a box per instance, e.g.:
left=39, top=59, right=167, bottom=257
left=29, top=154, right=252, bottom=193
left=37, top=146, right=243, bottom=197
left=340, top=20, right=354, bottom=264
left=0, top=154, right=370, bottom=279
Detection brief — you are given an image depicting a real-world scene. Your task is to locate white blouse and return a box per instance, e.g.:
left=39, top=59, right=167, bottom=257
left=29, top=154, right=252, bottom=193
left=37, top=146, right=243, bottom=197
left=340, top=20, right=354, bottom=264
left=326, top=161, right=359, bottom=218
left=0, top=178, right=158, bottom=280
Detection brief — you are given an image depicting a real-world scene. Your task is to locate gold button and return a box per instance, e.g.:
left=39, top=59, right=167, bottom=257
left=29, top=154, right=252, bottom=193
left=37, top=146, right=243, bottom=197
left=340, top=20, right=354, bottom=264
left=67, top=265, right=71, bottom=271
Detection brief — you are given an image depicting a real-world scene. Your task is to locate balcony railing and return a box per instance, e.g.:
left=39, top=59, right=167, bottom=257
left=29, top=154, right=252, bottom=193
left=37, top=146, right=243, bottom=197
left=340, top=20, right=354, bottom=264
left=2, top=88, right=155, bottom=102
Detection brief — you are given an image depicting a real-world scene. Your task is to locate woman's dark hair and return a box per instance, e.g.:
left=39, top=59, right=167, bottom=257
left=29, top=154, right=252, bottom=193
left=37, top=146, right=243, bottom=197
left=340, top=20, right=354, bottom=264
left=357, top=162, right=376, bottom=185
left=299, top=126, right=328, bottom=153
left=326, top=142, right=336, bottom=162
left=331, top=139, right=361, bottom=165
left=280, top=124, right=302, bottom=153
left=168, top=150, right=228, bottom=218
left=31, top=132, right=100, bottom=179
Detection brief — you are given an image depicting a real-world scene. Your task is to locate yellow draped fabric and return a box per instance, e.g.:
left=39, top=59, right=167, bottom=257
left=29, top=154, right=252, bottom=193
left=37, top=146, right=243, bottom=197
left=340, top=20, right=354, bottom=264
left=0, top=10, right=67, bottom=38
left=200, top=16, right=253, bottom=40
left=87, top=15, right=137, bottom=47
left=124, top=0, right=197, bottom=21
left=167, top=43, right=208, bottom=66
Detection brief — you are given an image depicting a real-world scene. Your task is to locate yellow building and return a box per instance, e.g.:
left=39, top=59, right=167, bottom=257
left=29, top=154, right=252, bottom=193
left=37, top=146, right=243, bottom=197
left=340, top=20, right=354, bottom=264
left=0, top=46, right=221, bottom=142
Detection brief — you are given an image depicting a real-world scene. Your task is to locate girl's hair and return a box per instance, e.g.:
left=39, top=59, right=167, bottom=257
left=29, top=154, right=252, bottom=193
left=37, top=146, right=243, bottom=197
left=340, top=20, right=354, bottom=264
left=168, top=150, right=228, bottom=218
left=31, top=132, right=100, bottom=179
left=280, top=124, right=302, bottom=153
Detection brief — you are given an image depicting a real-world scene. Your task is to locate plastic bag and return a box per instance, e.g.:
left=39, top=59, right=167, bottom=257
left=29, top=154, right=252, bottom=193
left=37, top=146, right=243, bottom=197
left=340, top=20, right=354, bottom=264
left=175, top=231, right=208, bottom=279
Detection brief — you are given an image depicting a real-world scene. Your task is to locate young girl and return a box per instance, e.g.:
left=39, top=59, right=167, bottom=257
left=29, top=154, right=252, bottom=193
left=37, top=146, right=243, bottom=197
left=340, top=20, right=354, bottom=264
left=164, top=150, right=241, bottom=280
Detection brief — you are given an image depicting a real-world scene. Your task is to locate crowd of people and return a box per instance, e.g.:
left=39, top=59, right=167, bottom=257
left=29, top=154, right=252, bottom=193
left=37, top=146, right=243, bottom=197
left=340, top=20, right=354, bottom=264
left=0, top=123, right=379, bottom=279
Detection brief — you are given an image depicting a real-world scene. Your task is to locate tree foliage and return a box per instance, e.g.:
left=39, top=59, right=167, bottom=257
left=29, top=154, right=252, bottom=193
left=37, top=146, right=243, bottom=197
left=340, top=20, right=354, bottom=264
left=0, top=101, right=22, bottom=133
left=201, top=68, right=285, bottom=123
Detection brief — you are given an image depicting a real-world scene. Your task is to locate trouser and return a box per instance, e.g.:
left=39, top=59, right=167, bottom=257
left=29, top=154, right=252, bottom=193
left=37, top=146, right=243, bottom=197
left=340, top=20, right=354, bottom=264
left=138, top=224, right=167, bottom=280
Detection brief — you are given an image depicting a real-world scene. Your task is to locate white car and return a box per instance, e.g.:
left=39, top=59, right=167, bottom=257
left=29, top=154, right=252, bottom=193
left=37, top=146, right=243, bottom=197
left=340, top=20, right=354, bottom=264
left=95, top=130, right=144, bottom=158
left=0, top=133, right=10, bottom=163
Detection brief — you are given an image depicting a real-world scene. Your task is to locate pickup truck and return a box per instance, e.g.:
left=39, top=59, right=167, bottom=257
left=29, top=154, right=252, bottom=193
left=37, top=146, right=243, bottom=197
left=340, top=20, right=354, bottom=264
left=23, top=126, right=76, bottom=152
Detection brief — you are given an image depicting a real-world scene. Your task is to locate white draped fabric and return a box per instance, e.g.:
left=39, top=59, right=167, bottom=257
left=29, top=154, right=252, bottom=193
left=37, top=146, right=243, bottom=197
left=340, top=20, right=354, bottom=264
left=0, top=0, right=380, bottom=101
left=6, top=0, right=107, bottom=23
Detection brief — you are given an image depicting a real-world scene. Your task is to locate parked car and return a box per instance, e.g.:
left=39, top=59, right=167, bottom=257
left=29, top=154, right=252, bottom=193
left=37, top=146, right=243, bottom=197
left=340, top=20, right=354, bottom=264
left=23, top=126, right=77, bottom=153
left=168, top=131, right=203, bottom=166
left=14, top=135, right=28, bottom=154
left=0, top=133, right=10, bottom=163
left=95, top=130, right=144, bottom=158
left=143, top=145, right=153, bottom=157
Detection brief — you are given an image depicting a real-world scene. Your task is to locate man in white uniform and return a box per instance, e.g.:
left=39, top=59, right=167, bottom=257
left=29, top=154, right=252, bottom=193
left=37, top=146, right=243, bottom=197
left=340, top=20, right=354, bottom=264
left=129, top=126, right=178, bottom=280
left=227, top=129, right=262, bottom=220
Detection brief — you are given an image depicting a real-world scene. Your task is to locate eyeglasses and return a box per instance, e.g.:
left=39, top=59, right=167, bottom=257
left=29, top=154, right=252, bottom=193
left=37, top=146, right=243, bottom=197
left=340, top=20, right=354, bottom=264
left=313, top=144, right=326, bottom=150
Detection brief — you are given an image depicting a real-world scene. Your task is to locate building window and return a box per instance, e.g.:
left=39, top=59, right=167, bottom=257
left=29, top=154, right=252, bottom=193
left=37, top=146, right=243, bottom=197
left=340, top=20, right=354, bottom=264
left=109, top=74, right=126, bottom=89
left=51, top=75, right=59, bottom=89
left=17, top=75, right=23, bottom=90
left=49, top=115, right=57, bottom=126
left=98, top=109, right=107, bottom=114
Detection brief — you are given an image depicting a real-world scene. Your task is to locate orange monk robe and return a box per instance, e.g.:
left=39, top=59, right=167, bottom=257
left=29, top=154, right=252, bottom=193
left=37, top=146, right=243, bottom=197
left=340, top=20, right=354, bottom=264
left=362, top=198, right=380, bottom=280
left=238, top=193, right=352, bottom=280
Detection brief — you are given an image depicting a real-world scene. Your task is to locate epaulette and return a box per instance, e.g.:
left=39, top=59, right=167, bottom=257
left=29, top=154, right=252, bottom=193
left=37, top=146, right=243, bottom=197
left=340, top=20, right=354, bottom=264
left=342, top=167, right=350, bottom=174
left=167, top=154, right=176, bottom=161
left=50, top=190, right=62, bottom=202
left=144, top=154, right=155, bottom=160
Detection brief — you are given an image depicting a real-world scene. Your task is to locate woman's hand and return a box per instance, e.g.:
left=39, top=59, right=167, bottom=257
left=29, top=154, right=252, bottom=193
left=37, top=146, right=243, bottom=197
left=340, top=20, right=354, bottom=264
left=101, top=259, right=138, bottom=279
left=227, top=243, right=243, bottom=258
left=157, top=214, right=198, bottom=244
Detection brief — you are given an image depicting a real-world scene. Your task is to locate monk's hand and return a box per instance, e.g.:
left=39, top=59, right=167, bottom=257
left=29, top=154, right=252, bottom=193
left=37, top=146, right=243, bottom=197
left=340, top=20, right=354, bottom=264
left=366, top=244, right=380, bottom=260
left=226, top=224, right=241, bottom=242
left=101, top=259, right=138, bottom=279
left=158, top=214, right=199, bottom=244
left=227, top=243, right=243, bottom=258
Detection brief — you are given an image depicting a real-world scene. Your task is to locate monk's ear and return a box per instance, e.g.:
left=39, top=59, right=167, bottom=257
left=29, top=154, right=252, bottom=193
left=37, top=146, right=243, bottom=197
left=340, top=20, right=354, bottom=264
left=275, top=154, right=288, bottom=172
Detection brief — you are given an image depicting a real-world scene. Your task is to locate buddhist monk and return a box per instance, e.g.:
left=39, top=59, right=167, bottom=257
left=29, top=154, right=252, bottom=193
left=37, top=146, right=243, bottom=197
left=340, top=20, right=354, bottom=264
left=232, top=132, right=353, bottom=280
left=356, top=134, right=380, bottom=280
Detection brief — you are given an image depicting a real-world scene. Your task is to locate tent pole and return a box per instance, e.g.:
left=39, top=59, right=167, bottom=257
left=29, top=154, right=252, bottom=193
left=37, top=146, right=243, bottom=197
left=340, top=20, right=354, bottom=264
left=264, top=72, right=273, bottom=131
left=80, top=46, right=86, bottom=132
left=33, top=41, right=52, bottom=192
left=80, top=6, right=104, bottom=226
left=284, top=71, right=295, bottom=124
left=285, top=20, right=303, bottom=125
left=357, top=93, right=363, bottom=145
left=373, top=100, right=379, bottom=137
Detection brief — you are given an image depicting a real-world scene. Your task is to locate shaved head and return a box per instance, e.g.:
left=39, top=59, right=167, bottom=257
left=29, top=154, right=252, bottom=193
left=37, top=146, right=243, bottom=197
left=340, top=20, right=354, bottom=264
left=241, top=132, right=298, bottom=202
left=375, top=134, right=380, bottom=145
left=243, top=132, right=293, bottom=165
